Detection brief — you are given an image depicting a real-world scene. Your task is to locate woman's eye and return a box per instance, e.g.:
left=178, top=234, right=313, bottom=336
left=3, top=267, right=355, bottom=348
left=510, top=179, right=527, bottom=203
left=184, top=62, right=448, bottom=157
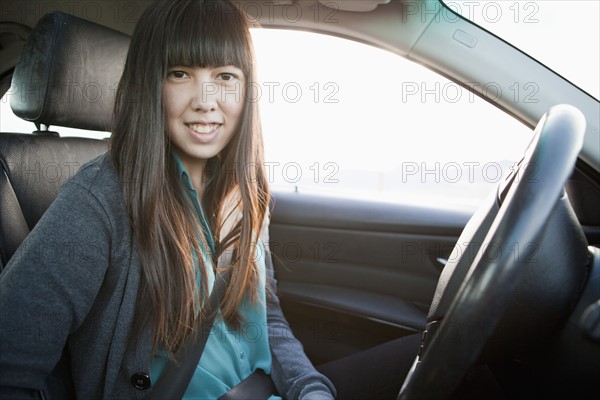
left=218, top=72, right=237, bottom=82
left=168, top=70, right=188, bottom=79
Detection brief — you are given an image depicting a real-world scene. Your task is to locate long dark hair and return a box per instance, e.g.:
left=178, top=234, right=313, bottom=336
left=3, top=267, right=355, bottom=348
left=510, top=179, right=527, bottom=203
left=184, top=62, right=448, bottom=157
left=110, top=0, right=269, bottom=352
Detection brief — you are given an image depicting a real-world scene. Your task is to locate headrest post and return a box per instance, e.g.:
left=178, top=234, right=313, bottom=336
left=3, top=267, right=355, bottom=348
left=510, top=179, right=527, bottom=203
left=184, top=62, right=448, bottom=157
left=32, top=122, right=59, bottom=136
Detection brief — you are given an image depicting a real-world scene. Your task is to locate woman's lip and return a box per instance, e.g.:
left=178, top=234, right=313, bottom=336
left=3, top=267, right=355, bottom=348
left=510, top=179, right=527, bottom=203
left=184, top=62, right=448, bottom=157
left=187, top=122, right=221, bottom=132
left=186, top=124, right=219, bottom=143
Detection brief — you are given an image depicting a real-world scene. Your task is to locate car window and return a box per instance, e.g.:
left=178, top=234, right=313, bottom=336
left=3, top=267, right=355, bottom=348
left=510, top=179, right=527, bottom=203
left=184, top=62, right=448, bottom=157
left=251, top=28, right=533, bottom=209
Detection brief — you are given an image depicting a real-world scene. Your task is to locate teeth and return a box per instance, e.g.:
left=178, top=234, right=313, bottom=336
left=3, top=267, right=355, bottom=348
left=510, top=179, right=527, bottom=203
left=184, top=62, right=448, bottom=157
left=189, top=124, right=218, bottom=134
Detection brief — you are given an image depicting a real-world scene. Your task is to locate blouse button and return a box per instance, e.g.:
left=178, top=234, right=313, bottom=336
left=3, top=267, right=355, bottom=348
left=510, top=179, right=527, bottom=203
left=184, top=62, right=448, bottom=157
left=240, top=351, right=246, bottom=360
left=131, top=372, right=151, bottom=390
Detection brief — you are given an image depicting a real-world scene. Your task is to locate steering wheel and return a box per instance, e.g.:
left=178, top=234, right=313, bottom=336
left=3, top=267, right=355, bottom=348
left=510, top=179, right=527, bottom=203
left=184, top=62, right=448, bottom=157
left=398, top=104, right=587, bottom=399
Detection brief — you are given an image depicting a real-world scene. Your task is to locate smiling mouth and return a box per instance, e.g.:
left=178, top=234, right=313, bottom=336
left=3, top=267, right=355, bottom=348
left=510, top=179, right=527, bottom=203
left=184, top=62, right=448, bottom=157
left=188, top=123, right=220, bottom=134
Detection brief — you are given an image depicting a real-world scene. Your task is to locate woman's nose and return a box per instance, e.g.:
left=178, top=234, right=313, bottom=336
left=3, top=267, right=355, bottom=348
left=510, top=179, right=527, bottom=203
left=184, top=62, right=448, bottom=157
left=191, top=81, right=218, bottom=112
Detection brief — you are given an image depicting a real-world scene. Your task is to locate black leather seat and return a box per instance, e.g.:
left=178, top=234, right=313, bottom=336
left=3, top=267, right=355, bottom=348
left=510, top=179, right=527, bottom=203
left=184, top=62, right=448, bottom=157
left=0, top=12, right=130, bottom=270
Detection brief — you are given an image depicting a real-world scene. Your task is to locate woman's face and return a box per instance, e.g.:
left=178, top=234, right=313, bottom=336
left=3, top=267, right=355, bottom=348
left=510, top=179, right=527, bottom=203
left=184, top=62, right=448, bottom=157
left=163, top=65, right=245, bottom=172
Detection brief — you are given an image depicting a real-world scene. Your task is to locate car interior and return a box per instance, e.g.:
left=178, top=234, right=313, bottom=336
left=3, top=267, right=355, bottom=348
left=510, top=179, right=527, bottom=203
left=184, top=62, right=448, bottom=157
left=1, top=1, right=599, bottom=399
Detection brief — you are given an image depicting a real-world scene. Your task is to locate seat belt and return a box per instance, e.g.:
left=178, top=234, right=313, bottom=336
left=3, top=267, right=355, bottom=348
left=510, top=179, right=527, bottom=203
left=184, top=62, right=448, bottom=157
left=148, top=268, right=232, bottom=399
left=218, top=369, right=277, bottom=400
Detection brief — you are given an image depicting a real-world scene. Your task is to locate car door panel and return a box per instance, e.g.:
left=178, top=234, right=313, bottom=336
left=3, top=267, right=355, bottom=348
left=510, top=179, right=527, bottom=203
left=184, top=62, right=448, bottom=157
left=269, top=190, right=472, bottom=364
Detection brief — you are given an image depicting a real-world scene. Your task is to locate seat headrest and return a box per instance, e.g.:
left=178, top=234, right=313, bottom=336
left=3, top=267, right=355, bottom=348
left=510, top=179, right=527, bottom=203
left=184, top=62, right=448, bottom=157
left=10, top=12, right=130, bottom=132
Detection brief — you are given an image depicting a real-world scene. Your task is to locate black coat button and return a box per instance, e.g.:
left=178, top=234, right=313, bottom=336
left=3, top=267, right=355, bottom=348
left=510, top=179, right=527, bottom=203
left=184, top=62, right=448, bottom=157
left=131, top=372, right=151, bottom=390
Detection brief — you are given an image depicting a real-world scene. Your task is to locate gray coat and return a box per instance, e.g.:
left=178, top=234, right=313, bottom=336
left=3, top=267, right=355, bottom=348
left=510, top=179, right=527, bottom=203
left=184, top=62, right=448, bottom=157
left=0, top=154, right=335, bottom=400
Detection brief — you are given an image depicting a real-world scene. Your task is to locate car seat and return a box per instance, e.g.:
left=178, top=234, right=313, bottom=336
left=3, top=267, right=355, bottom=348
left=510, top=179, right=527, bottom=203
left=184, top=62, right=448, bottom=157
left=0, top=12, right=130, bottom=271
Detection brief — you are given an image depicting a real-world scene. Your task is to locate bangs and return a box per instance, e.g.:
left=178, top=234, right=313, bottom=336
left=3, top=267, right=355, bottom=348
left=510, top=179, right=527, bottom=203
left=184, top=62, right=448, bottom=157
left=162, top=0, right=252, bottom=73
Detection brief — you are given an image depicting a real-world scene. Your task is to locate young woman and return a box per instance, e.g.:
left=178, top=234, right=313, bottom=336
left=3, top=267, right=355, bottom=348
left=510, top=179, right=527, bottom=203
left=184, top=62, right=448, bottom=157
left=0, top=1, right=336, bottom=399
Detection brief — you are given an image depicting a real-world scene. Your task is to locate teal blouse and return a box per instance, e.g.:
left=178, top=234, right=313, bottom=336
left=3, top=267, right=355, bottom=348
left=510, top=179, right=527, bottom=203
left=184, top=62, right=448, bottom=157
left=150, top=155, right=279, bottom=399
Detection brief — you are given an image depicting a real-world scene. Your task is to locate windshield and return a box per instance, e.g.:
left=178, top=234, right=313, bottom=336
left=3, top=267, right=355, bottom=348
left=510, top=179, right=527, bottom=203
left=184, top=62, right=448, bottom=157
left=446, top=0, right=599, bottom=100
